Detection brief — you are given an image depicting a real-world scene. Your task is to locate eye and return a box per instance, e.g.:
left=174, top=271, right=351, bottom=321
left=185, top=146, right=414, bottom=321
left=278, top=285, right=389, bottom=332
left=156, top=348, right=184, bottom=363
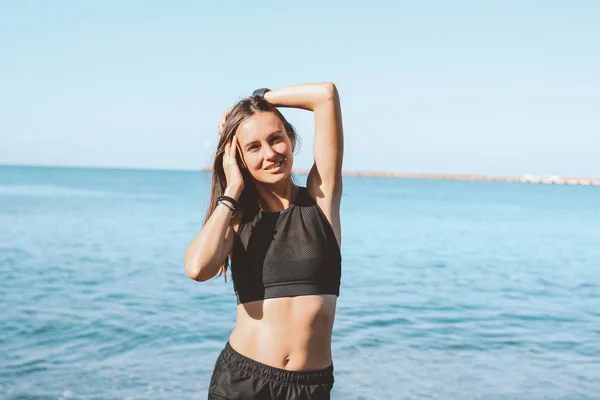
left=248, top=145, right=258, bottom=152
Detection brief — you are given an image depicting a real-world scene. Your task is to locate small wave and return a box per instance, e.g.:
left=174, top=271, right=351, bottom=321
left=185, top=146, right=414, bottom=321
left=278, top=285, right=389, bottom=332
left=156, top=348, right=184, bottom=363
left=0, top=358, right=50, bottom=378
left=499, top=313, right=582, bottom=323
left=0, top=247, right=31, bottom=265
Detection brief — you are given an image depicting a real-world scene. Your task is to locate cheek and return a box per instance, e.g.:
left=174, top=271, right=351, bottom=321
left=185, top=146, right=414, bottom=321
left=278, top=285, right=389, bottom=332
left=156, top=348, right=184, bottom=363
left=245, top=153, right=262, bottom=169
left=274, top=141, right=291, bottom=154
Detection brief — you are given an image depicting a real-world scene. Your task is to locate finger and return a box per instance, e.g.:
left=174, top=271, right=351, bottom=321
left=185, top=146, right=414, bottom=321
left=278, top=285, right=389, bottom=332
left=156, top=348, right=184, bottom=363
left=235, top=142, right=247, bottom=169
left=230, top=136, right=238, bottom=160
left=229, top=136, right=236, bottom=163
left=224, top=141, right=230, bottom=159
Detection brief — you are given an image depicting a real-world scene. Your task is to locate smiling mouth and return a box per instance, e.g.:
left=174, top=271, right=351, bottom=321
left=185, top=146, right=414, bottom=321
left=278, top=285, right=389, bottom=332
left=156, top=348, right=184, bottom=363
left=265, top=159, right=285, bottom=171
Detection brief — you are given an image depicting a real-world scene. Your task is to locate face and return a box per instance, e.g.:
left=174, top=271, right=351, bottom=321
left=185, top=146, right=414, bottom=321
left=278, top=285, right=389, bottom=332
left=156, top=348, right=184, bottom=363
left=235, top=112, right=294, bottom=184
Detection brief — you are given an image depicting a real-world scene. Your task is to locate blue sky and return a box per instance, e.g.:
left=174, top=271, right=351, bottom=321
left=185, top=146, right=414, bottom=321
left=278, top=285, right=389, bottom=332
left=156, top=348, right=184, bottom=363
left=1, top=1, right=598, bottom=177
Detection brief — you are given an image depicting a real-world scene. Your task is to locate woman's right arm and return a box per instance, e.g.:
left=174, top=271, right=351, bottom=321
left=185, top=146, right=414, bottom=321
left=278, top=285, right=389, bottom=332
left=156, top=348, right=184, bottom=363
left=184, top=185, right=242, bottom=281
left=185, top=111, right=245, bottom=281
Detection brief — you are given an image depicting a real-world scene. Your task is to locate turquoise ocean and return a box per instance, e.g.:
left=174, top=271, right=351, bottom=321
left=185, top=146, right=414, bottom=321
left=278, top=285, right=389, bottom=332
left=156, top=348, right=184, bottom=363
left=1, top=165, right=599, bottom=399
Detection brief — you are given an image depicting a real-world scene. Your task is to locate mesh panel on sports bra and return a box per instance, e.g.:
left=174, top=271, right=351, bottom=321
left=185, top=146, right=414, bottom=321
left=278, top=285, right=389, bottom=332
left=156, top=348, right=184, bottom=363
left=231, top=186, right=341, bottom=304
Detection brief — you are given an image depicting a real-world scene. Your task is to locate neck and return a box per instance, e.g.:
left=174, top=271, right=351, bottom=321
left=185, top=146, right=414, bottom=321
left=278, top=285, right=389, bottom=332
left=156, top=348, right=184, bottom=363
left=254, top=177, right=298, bottom=212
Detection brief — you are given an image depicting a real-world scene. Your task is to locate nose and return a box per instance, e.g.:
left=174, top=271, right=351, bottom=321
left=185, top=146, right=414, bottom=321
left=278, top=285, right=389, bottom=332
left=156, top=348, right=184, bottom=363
left=263, top=144, right=277, bottom=160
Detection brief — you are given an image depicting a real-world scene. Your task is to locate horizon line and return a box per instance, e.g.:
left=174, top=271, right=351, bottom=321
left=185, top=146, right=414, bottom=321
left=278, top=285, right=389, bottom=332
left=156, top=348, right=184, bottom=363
left=1, top=163, right=599, bottom=185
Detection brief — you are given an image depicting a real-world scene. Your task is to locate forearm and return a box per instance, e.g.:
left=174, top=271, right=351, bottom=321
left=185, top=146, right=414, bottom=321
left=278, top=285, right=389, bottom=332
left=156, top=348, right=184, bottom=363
left=264, top=82, right=337, bottom=111
left=184, top=186, right=241, bottom=281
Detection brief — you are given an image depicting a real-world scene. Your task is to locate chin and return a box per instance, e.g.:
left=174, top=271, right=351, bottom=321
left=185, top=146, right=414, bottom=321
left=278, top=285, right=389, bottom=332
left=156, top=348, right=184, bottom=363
left=255, top=166, right=292, bottom=184
left=258, top=172, right=290, bottom=184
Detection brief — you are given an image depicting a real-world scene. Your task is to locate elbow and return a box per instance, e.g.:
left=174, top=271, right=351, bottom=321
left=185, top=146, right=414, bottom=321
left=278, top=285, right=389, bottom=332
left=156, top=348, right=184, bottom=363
left=184, top=259, right=218, bottom=282
left=312, top=82, right=339, bottom=110
left=185, top=266, right=211, bottom=282
left=184, top=255, right=207, bottom=282
left=321, top=82, right=338, bottom=102
left=185, top=262, right=202, bottom=281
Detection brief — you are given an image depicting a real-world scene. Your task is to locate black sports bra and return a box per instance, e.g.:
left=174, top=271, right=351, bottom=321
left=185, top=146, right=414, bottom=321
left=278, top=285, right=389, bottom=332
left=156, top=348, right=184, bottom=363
left=231, top=186, right=341, bottom=304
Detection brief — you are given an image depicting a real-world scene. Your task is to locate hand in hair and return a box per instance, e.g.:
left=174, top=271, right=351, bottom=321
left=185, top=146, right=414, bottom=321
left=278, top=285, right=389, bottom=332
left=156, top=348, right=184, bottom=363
left=217, top=106, right=233, bottom=136
left=223, top=135, right=245, bottom=192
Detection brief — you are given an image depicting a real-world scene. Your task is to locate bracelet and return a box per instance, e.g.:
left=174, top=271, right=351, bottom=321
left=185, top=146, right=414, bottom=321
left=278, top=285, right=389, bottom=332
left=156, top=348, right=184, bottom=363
left=252, top=88, right=271, bottom=97
left=217, top=200, right=237, bottom=213
left=217, top=195, right=240, bottom=209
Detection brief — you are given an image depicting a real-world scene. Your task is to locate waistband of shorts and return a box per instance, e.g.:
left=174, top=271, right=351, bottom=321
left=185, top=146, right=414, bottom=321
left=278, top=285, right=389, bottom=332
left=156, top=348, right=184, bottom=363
left=219, top=341, right=334, bottom=386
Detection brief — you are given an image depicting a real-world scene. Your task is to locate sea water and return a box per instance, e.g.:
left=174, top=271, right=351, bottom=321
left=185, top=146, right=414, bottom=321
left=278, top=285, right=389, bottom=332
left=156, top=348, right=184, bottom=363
left=1, top=166, right=599, bottom=399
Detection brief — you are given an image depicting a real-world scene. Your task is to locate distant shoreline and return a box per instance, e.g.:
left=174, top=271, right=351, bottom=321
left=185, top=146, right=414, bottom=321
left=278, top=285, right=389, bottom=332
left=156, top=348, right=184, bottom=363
left=299, top=170, right=600, bottom=186
left=2, top=164, right=599, bottom=186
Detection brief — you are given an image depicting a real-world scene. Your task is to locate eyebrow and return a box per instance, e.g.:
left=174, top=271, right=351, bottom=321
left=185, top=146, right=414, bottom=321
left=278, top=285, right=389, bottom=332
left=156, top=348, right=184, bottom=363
left=243, top=131, right=283, bottom=149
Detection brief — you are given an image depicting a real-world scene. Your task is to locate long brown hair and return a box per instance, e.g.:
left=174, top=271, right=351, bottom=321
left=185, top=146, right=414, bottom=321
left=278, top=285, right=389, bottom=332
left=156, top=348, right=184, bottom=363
left=204, top=95, right=301, bottom=281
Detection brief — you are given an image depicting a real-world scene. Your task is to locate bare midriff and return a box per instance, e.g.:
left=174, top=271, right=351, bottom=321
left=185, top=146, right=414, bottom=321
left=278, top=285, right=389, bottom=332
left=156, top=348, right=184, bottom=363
left=228, top=294, right=337, bottom=371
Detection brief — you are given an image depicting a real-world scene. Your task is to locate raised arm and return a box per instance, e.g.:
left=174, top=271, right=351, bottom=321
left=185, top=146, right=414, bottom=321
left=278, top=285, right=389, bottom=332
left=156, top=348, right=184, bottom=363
left=264, top=82, right=344, bottom=202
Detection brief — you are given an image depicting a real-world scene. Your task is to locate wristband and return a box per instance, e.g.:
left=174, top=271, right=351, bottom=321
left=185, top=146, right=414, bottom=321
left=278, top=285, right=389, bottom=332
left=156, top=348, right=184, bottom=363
left=217, top=195, right=240, bottom=210
left=252, top=88, right=271, bottom=98
left=217, top=200, right=237, bottom=213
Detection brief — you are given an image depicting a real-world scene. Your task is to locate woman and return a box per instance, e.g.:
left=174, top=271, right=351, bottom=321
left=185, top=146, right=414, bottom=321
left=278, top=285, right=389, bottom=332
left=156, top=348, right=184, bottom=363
left=184, top=82, right=343, bottom=400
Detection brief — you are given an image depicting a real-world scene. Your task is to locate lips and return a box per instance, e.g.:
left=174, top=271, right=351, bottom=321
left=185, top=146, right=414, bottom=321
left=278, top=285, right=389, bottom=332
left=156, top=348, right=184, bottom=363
left=265, top=159, right=285, bottom=171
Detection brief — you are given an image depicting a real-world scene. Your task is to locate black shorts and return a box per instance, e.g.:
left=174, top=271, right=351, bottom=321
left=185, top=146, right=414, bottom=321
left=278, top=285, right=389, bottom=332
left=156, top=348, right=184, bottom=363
left=208, top=341, right=334, bottom=400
